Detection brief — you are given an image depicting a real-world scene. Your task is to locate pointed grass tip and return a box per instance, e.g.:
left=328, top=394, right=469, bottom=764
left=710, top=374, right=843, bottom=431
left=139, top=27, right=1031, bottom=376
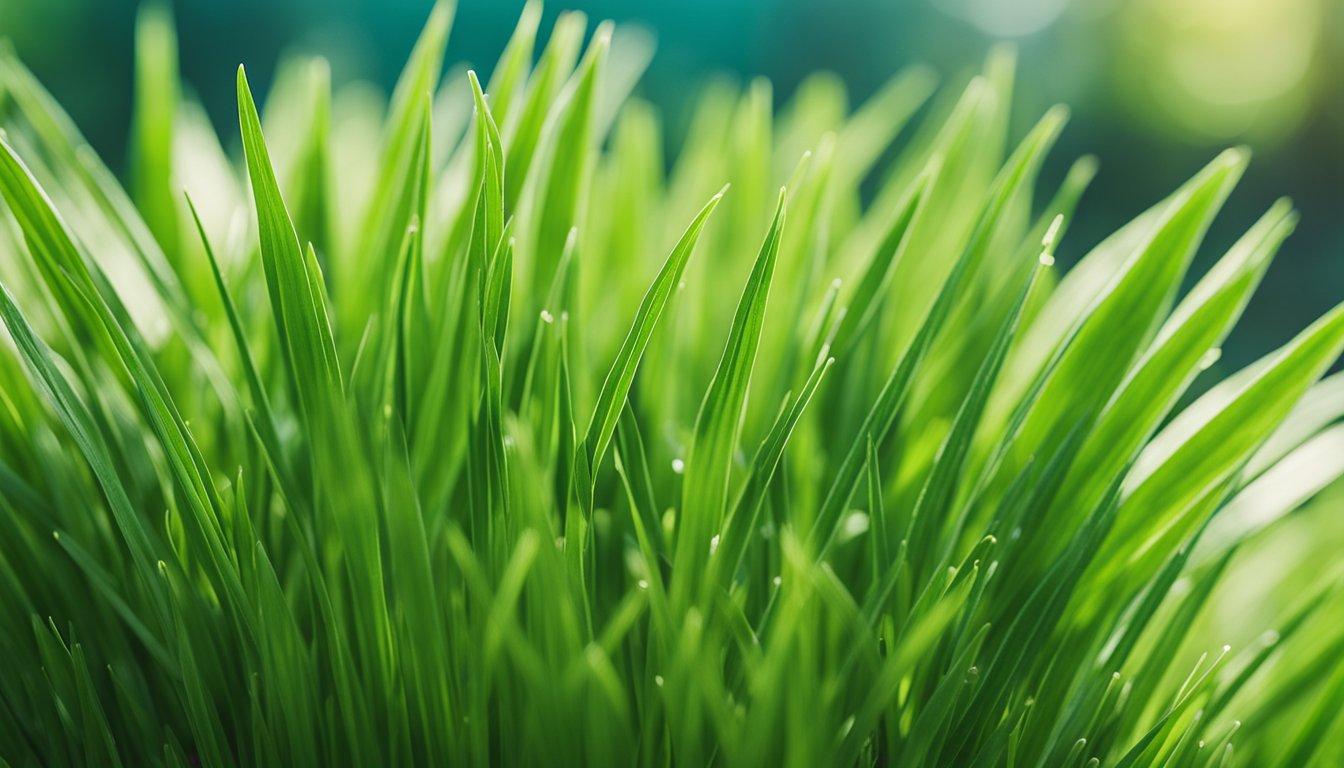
left=1039, top=214, right=1065, bottom=266
left=1198, top=347, right=1222, bottom=371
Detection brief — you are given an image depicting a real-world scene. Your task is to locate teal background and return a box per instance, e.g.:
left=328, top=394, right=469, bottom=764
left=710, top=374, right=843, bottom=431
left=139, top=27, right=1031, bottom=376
left=3, top=0, right=1341, bottom=371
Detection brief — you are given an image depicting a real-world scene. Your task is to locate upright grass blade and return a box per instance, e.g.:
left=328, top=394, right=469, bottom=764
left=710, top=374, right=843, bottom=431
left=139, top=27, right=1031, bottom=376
left=676, top=190, right=786, bottom=604
left=130, top=0, right=179, bottom=254
left=584, top=187, right=726, bottom=477
left=237, top=65, right=343, bottom=433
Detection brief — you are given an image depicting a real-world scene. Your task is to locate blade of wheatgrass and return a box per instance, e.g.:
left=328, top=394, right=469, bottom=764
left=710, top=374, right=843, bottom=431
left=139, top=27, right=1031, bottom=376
left=1104, top=303, right=1344, bottom=581
left=236, top=65, right=343, bottom=432
left=584, top=186, right=726, bottom=476
left=675, top=189, right=786, bottom=605
left=484, top=0, right=542, bottom=130
left=350, top=0, right=453, bottom=262
left=130, top=0, right=179, bottom=254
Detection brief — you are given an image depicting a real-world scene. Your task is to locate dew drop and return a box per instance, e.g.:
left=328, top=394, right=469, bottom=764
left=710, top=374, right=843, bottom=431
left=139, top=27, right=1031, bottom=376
left=540, top=309, right=554, bottom=324
left=671, top=458, right=685, bottom=474
left=637, top=579, right=649, bottom=590
left=654, top=675, right=665, bottom=687
left=709, top=534, right=720, bottom=554
left=773, top=576, right=783, bottom=586
left=843, top=512, right=870, bottom=538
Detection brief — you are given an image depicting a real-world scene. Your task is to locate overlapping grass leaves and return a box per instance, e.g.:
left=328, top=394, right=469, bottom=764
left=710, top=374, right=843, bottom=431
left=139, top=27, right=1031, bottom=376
left=2, top=3, right=1344, bottom=766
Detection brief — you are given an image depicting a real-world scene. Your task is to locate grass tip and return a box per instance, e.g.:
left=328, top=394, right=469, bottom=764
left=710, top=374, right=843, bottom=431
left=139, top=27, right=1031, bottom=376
left=1198, top=347, right=1222, bottom=371
left=1042, top=213, right=1065, bottom=250
left=1221, top=145, right=1252, bottom=168
left=1045, top=103, right=1072, bottom=124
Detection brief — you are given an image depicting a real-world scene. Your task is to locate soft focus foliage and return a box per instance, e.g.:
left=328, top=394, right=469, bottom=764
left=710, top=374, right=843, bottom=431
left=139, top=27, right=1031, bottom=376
left=1, top=2, right=1343, bottom=765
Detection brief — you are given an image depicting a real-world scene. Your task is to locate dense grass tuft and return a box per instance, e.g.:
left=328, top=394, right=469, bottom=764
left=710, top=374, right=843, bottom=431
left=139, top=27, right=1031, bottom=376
left=2, top=2, right=1343, bottom=765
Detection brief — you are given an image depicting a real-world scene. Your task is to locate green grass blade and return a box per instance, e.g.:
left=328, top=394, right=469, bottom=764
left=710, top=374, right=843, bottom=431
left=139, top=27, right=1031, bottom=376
left=676, top=190, right=786, bottom=604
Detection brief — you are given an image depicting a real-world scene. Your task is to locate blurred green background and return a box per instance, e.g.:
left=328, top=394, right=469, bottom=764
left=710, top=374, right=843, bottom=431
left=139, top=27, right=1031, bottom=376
left=2, top=0, right=1340, bottom=371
